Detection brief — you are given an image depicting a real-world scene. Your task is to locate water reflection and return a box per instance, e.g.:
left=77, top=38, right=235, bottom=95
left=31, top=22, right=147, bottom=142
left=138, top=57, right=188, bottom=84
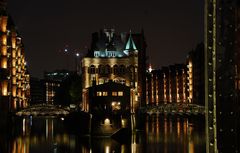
left=0, top=115, right=205, bottom=153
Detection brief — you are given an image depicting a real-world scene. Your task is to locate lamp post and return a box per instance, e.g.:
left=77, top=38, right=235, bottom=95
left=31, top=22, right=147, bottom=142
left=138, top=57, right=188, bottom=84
left=75, top=52, right=80, bottom=75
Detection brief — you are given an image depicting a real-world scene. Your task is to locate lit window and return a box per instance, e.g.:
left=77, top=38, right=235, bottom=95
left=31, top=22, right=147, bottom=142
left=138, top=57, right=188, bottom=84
left=102, top=92, right=108, bottom=96
left=112, top=92, right=117, bottom=96
left=97, top=92, right=102, bottom=96
left=118, top=91, right=123, bottom=96
left=111, top=101, right=121, bottom=111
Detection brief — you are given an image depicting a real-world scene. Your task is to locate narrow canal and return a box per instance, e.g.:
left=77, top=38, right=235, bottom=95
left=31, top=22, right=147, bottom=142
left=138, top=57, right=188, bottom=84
left=0, top=115, right=205, bottom=153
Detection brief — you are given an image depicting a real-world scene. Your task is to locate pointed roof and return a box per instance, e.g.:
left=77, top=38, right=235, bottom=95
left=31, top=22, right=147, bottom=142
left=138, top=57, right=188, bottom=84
left=125, top=32, right=137, bottom=50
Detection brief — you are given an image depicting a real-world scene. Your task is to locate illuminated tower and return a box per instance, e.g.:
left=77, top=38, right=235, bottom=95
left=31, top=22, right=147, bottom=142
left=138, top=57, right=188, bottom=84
left=82, top=29, right=146, bottom=113
left=0, top=2, right=30, bottom=112
left=205, top=0, right=240, bottom=152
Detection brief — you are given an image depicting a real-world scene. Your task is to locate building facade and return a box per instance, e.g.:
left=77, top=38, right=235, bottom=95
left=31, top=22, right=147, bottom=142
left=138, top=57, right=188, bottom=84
left=0, top=3, right=30, bottom=112
left=43, top=70, right=72, bottom=104
left=30, top=77, right=45, bottom=105
left=82, top=29, right=146, bottom=113
left=186, top=43, right=205, bottom=105
left=146, top=64, right=188, bottom=105
left=205, top=0, right=240, bottom=152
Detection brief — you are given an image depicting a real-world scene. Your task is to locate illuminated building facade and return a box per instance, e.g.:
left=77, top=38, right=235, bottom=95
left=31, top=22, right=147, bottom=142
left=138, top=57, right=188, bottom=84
left=186, top=43, right=205, bottom=105
left=0, top=2, right=30, bottom=112
left=82, top=29, right=146, bottom=113
left=146, top=64, right=188, bottom=105
left=146, top=43, right=204, bottom=106
left=205, top=0, right=240, bottom=152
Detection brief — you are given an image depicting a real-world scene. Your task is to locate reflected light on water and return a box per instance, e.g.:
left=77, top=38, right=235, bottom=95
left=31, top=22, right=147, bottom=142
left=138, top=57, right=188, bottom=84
left=1, top=116, right=205, bottom=153
left=105, top=145, right=110, bottom=153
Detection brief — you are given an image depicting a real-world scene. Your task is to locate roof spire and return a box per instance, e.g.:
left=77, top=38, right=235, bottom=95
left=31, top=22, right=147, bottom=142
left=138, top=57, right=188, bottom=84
left=125, top=30, right=137, bottom=50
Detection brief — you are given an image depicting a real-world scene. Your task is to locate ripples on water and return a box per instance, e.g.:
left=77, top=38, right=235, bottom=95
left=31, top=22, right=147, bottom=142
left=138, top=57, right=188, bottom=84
left=0, top=115, right=205, bottom=153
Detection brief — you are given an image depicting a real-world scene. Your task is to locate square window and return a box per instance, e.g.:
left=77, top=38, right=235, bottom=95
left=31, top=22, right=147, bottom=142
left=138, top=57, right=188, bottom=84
left=112, top=92, right=117, bottom=96
left=97, top=91, right=102, bottom=96
left=118, top=91, right=123, bottom=96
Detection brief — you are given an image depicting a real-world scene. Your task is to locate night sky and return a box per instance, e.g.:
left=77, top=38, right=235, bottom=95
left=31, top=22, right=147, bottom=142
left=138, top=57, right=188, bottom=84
left=7, top=0, right=204, bottom=78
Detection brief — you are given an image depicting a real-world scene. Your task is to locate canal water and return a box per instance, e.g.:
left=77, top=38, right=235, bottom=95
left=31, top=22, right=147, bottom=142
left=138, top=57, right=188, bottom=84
left=0, top=115, right=205, bottom=153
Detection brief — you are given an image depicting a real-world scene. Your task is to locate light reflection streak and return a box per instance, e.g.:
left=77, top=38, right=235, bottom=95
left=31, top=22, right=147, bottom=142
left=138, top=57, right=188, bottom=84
left=4, top=116, right=205, bottom=153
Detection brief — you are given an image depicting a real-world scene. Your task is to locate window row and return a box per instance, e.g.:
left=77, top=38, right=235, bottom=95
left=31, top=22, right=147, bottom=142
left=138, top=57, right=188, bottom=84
left=88, top=65, right=137, bottom=75
left=96, top=91, right=124, bottom=97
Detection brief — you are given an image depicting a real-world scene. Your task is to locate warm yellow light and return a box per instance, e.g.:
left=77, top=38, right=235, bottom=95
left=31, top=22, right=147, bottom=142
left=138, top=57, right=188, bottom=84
left=105, top=146, right=110, bottom=153
left=121, top=119, right=127, bottom=128
left=1, top=57, right=7, bottom=68
left=112, top=91, right=117, bottom=96
left=1, top=46, right=7, bottom=56
left=102, top=91, right=108, bottom=96
left=2, top=34, right=7, bottom=45
left=1, top=16, right=7, bottom=32
left=118, top=91, right=123, bottom=96
left=12, top=50, right=16, bottom=58
left=97, top=91, right=102, bottom=96
left=12, top=37, right=16, bottom=49
left=12, top=85, right=17, bottom=97
left=104, top=118, right=111, bottom=125
left=12, top=59, right=16, bottom=67
left=1, top=80, right=8, bottom=96
left=12, top=77, right=16, bottom=84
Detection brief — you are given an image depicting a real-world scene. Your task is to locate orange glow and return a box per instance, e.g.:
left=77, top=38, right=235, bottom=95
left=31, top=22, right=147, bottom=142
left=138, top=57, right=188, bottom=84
left=17, top=49, right=21, bottom=57
left=12, top=86, right=17, bottom=97
left=1, top=16, right=7, bottom=32
left=1, top=57, right=7, bottom=68
left=12, top=37, right=16, bottom=49
left=1, top=45, right=7, bottom=55
left=2, top=34, right=7, bottom=45
left=12, top=59, right=16, bottom=67
left=12, top=50, right=16, bottom=58
left=12, top=77, right=16, bottom=84
left=1, top=80, right=8, bottom=96
left=12, top=68, right=16, bottom=75
left=18, top=89, right=22, bottom=97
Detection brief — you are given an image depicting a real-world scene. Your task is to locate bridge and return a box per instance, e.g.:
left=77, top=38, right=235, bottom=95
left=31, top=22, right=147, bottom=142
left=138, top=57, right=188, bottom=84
left=140, top=103, right=205, bottom=116
left=16, top=104, right=70, bottom=117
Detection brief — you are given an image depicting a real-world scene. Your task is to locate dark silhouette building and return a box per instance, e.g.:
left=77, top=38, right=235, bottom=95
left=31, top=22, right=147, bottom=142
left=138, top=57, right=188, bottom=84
left=43, top=70, right=72, bottom=104
left=30, top=77, right=44, bottom=104
left=205, top=0, right=240, bottom=152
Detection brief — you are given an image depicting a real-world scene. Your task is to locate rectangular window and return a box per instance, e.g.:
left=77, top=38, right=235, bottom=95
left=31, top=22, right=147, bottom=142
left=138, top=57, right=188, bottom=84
left=102, top=92, right=108, bottom=96
left=112, top=92, right=117, bottom=96
left=97, top=91, right=102, bottom=96
left=118, top=91, right=123, bottom=96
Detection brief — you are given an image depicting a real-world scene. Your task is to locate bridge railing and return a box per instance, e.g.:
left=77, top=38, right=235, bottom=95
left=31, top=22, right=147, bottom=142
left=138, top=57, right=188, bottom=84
left=139, top=103, right=205, bottom=115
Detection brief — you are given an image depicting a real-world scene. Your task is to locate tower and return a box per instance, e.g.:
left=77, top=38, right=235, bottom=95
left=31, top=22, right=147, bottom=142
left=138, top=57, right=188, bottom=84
left=81, top=29, right=146, bottom=112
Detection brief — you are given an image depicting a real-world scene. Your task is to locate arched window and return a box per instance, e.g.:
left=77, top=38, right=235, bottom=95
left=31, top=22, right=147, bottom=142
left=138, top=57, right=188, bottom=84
left=119, top=65, right=126, bottom=74
left=113, top=65, right=118, bottom=75
left=89, top=65, right=96, bottom=74
left=98, top=65, right=105, bottom=75
left=105, top=65, right=111, bottom=74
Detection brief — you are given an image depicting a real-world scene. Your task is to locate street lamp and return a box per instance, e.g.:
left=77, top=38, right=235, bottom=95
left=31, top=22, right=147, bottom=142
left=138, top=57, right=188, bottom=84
left=75, top=52, right=80, bottom=75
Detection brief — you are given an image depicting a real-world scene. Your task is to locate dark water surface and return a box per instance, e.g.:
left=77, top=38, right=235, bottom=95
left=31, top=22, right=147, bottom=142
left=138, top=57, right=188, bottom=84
left=0, top=115, right=205, bottom=153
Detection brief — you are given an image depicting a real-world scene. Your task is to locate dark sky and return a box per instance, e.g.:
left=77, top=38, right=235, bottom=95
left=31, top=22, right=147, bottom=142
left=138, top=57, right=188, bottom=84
left=7, top=0, right=204, bottom=78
